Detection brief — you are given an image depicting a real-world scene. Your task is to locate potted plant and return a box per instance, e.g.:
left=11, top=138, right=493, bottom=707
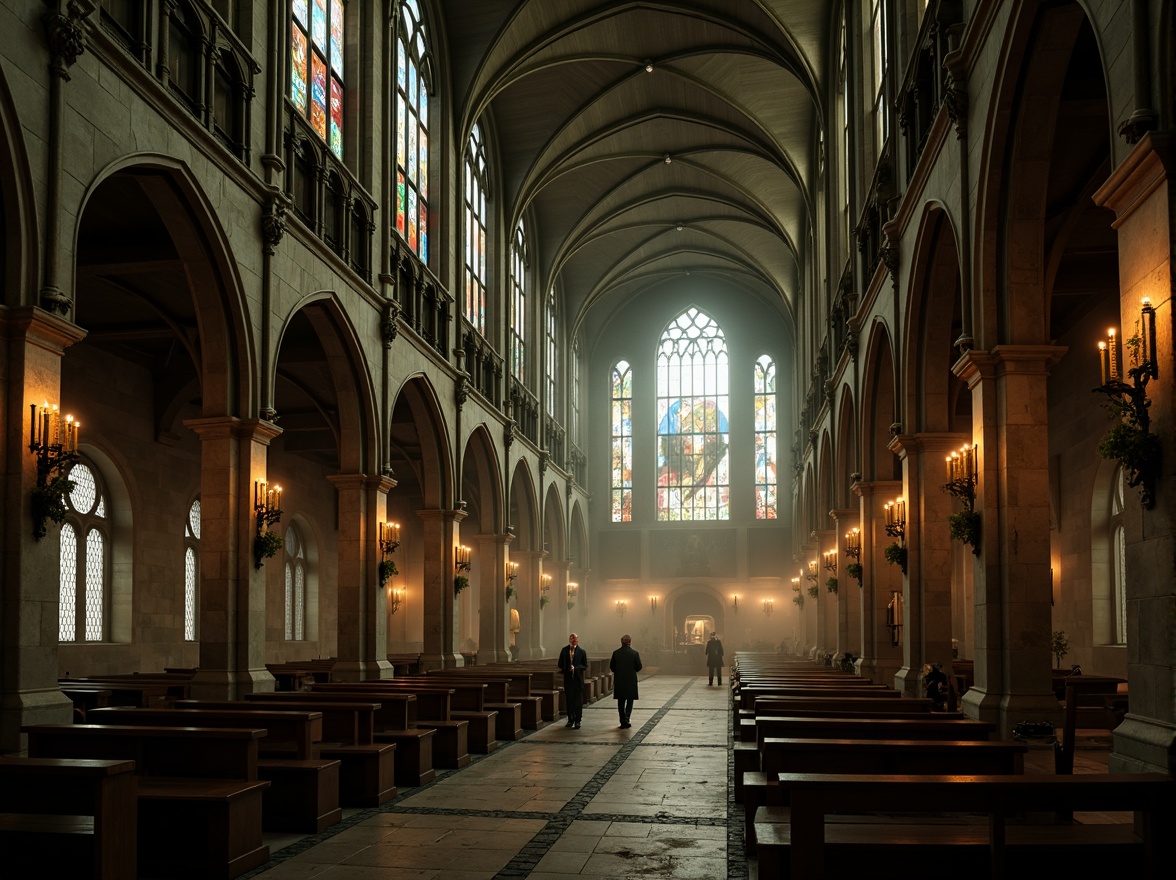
left=826, top=576, right=838, bottom=594
left=846, top=561, right=863, bottom=587
left=1051, top=630, right=1069, bottom=669
left=883, top=541, right=907, bottom=575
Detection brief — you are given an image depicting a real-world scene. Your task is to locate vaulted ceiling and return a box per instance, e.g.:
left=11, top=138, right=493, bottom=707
left=439, top=0, right=834, bottom=342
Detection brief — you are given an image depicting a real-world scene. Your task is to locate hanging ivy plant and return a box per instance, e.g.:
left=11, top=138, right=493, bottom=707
left=1098, top=421, right=1161, bottom=507
left=378, top=558, right=398, bottom=590
left=792, top=593, right=804, bottom=609
left=947, top=509, right=982, bottom=555
left=846, top=562, right=863, bottom=587
left=505, top=585, right=516, bottom=601
left=807, top=584, right=819, bottom=599
left=566, top=601, right=575, bottom=611
left=826, top=577, right=838, bottom=594
left=253, top=531, right=284, bottom=569
left=454, top=574, right=470, bottom=596
left=539, top=594, right=549, bottom=610
left=31, top=471, right=76, bottom=541
left=883, top=541, right=908, bottom=575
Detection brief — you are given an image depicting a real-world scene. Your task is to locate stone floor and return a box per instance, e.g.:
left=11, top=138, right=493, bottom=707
left=243, top=674, right=1119, bottom=879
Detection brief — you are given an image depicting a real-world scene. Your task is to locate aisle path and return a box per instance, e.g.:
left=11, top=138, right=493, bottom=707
left=247, top=675, right=740, bottom=879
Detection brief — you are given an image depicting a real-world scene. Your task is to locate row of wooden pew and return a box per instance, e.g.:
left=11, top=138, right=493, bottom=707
left=4, top=659, right=608, bottom=879
left=729, top=653, right=1173, bottom=878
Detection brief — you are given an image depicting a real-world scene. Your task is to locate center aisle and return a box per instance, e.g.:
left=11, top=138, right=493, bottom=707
left=246, top=674, right=739, bottom=879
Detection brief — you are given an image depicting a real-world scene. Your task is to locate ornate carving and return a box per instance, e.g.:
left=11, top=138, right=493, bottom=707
left=539, top=451, right=548, bottom=478
left=1118, top=114, right=1156, bottom=146
left=878, top=239, right=899, bottom=288
left=943, top=71, right=968, bottom=138
left=44, top=0, right=94, bottom=81
left=381, top=299, right=401, bottom=348
left=261, top=191, right=290, bottom=255
left=39, top=285, right=73, bottom=316
left=454, top=373, right=469, bottom=409
left=846, top=327, right=859, bottom=361
left=504, top=418, right=515, bottom=450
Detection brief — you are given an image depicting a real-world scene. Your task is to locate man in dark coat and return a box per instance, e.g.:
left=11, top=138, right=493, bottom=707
left=705, top=632, right=725, bottom=685
left=609, top=634, right=642, bottom=728
left=557, top=633, right=587, bottom=728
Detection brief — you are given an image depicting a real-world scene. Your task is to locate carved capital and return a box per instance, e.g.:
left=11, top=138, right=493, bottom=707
left=943, top=72, right=968, bottom=138
left=44, top=0, right=94, bottom=81
left=846, top=327, right=859, bottom=361
left=455, top=373, right=469, bottom=409
left=381, top=299, right=401, bottom=348
left=261, top=190, right=290, bottom=255
left=878, top=240, right=900, bottom=288
left=39, top=285, right=73, bottom=316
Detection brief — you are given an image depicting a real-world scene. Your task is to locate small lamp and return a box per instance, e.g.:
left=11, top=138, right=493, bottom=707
left=616, top=600, right=627, bottom=616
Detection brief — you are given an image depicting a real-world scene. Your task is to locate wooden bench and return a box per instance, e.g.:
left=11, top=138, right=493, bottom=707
left=743, top=737, right=1028, bottom=853
left=740, top=694, right=936, bottom=739
left=0, top=756, right=137, bottom=879
left=23, top=723, right=270, bottom=878
left=757, top=772, right=1176, bottom=879
left=86, top=706, right=341, bottom=833
left=422, top=670, right=541, bottom=731
left=753, top=715, right=995, bottom=748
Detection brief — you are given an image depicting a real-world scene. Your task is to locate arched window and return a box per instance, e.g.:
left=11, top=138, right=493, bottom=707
left=510, top=222, right=528, bottom=381
left=292, top=141, right=317, bottom=223
left=59, top=460, right=110, bottom=642
left=395, top=0, right=431, bottom=262
left=290, top=0, right=345, bottom=159
left=546, top=290, right=558, bottom=414
left=837, top=11, right=850, bottom=247
left=183, top=498, right=200, bottom=641
left=754, top=355, right=777, bottom=519
left=324, top=171, right=344, bottom=253
left=656, top=308, right=730, bottom=521
left=464, top=122, right=489, bottom=335
left=611, top=360, right=633, bottom=522
left=571, top=336, right=581, bottom=445
left=1110, top=466, right=1126, bottom=644
left=213, top=55, right=246, bottom=157
left=870, top=0, right=888, bottom=157
left=168, top=2, right=201, bottom=111
left=284, top=524, right=307, bottom=641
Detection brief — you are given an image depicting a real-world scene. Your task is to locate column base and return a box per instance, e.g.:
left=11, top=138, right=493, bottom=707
left=893, top=664, right=922, bottom=697
left=0, top=687, right=75, bottom=754
left=333, top=659, right=393, bottom=682
left=1108, top=715, right=1176, bottom=774
left=418, top=652, right=466, bottom=670
left=189, top=667, right=276, bottom=700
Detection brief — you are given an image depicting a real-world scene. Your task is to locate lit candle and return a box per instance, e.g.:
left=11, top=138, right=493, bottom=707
left=255, top=481, right=264, bottom=509
left=1107, top=329, right=1118, bottom=380
left=946, top=455, right=953, bottom=483
left=274, top=486, right=282, bottom=510
left=1098, top=341, right=1108, bottom=384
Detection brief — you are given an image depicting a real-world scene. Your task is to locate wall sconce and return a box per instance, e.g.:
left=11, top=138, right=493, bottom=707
left=884, top=497, right=906, bottom=541
left=730, top=594, right=739, bottom=613
left=539, top=573, right=552, bottom=609
left=567, top=581, right=578, bottom=610
left=505, top=561, right=519, bottom=602
left=806, top=559, right=819, bottom=582
left=823, top=550, right=838, bottom=575
left=253, top=480, right=284, bottom=569
left=762, top=599, right=774, bottom=616
left=616, top=599, right=627, bottom=616
left=944, top=443, right=981, bottom=555
left=378, top=521, right=400, bottom=590
left=790, top=576, right=801, bottom=592
left=28, top=401, right=80, bottom=541
left=844, top=527, right=861, bottom=559
left=390, top=585, right=404, bottom=615
left=1094, top=298, right=1161, bottom=508
left=649, top=595, right=659, bottom=613
left=455, top=545, right=472, bottom=573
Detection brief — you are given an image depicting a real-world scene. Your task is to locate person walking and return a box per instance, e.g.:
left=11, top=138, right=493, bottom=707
left=705, top=632, right=725, bottom=686
left=609, top=634, right=643, bottom=729
left=558, top=633, right=588, bottom=728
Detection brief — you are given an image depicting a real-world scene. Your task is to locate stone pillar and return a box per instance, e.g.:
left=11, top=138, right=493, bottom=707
left=184, top=416, right=280, bottom=699
left=475, top=531, right=513, bottom=663
left=853, top=480, right=904, bottom=684
left=551, top=558, right=571, bottom=654
left=417, top=508, right=466, bottom=670
left=330, top=473, right=394, bottom=682
left=954, top=346, right=1064, bottom=735
left=0, top=307, right=86, bottom=753
left=812, top=529, right=835, bottom=659
left=829, top=508, right=860, bottom=663
left=1093, top=132, right=1176, bottom=774
left=515, top=550, right=544, bottom=660
left=888, top=434, right=967, bottom=696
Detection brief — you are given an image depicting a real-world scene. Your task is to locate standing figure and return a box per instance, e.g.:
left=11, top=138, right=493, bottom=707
left=610, top=634, right=643, bottom=729
left=705, top=632, right=725, bottom=686
left=558, top=633, right=588, bottom=728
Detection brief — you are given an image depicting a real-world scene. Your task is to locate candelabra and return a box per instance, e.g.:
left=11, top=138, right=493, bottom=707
left=944, top=443, right=981, bottom=554
left=28, top=401, right=80, bottom=540
left=762, top=599, right=773, bottom=616
left=505, top=561, right=519, bottom=601
left=884, top=498, right=906, bottom=540
left=539, top=573, right=552, bottom=609
left=649, top=595, right=658, bottom=613
left=806, top=559, right=819, bottom=582
left=730, top=594, right=739, bottom=613
left=253, top=480, right=284, bottom=569
left=390, top=586, right=404, bottom=615
left=844, top=527, right=861, bottom=559
left=566, top=581, right=578, bottom=610
left=378, top=521, right=400, bottom=590
left=615, top=599, right=627, bottom=616
left=823, top=549, right=837, bottom=575
left=455, top=545, right=472, bottom=572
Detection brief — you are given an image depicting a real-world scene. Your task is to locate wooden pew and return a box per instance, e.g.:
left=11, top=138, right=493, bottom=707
left=743, top=737, right=1027, bottom=853
left=753, top=715, right=995, bottom=749
left=421, top=669, right=542, bottom=730
left=246, top=690, right=435, bottom=787
left=23, top=723, right=270, bottom=879
left=176, top=698, right=397, bottom=807
left=58, top=678, right=174, bottom=708
left=87, top=706, right=341, bottom=832
left=0, top=756, right=137, bottom=879
left=758, top=772, right=1176, bottom=879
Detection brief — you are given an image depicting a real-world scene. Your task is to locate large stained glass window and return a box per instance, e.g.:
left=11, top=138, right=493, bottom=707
left=754, top=355, right=777, bottom=519
left=290, top=0, right=344, bottom=159
left=611, top=360, right=633, bottom=522
left=510, top=222, right=528, bottom=381
left=395, top=0, right=430, bottom=262
left=184, top=498, right=201, bottom=641
left=656, top=309, right=730, bottom=521
left=464, top=123, right=488, bottom=335
left=58, top=460, right=109, bottom=641
left=545, top=288, right=557, bottom=415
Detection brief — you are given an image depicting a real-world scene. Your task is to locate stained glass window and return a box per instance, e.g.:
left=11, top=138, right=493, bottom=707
left=184, top=498, right=200, bottom=641
left=395, top=0, right=430, bottom=262
left=611, top=360, right=633, bottom=522
left=510, top=221, right=528, bottom=380
left=58, top=460, right=109, bottom=642
left=754, top=355, right=777, bottom=519
left=656, top=309, right=730, bottom=521
left=464, top=122, right=489, bottom=335
left=545, top=289, right=557, bottom=416
left=284, top=524, right=306, bottom=640
left=290, top=0, right=344, bottom=159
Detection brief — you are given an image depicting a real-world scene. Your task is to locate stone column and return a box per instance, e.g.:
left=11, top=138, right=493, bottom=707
left=551, top=558, right=571, bottom=653
left=475, top=531, right=513, bottom=663
left=829, top=508, right=860, bottom=663
left=853, top=480, right=904, bottom=684
left=1093, top=132, right=1176, bottom=774
left=954, top=346, right=1064, bottom=735
left=888, top=433, right=967, bottom=696
left=812, top=529, right=835, bottom=659
left=515, top=549, right=544, bottom=660
left=330, top=473, right=394, bottom=682
left=417, top=508, right=466, bottom=669
left=184, top=416, right=280, bottom=699
left=0, top=307, right=86, bottom=752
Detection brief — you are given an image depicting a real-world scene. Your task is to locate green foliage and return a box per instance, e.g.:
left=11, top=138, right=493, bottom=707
left=947, top=508, right=982, bottom=554
left=1098, top=421, right=1161, bottom=489
left=792, top=593, right=804, bottom=609
left=1051, top=630, right=1069, bottom=669
left=566, top=601, right=575, bottom=611
left=505, top=585, right=515, bottom=601
left=807, top=584, right=819, bottom=599
left=378, top=558, right=398, bottom=589
left=539, top=594, right=549, bottom=609
left=826, top=577, right=838, bottom=594
left=31, top=472, right=76, bottom=541
left=884, top=541, right=908, bottom=575
left=253, top=530, right=284, bottom=569
left=846, top=562, right=863, bottom=586
left=454, top=574, right=470, bottom=596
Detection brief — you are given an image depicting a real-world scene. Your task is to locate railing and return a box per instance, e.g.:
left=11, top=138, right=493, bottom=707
left=460, top=323, right=503, bottom=407
left=95, top=0, right=260, bottom=165
left=544, top=416, right=565, bottom=470
left=897, top=0, right=964, bottom=177
left=391, top=240, right=452, bottom=360
left=829, top=260, right=856, bottom=363
left=854, top=152, right=894, bottom=284
left=569, top=443, right=587, bottom=488
left=509, top=379, right=540, bottom=447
